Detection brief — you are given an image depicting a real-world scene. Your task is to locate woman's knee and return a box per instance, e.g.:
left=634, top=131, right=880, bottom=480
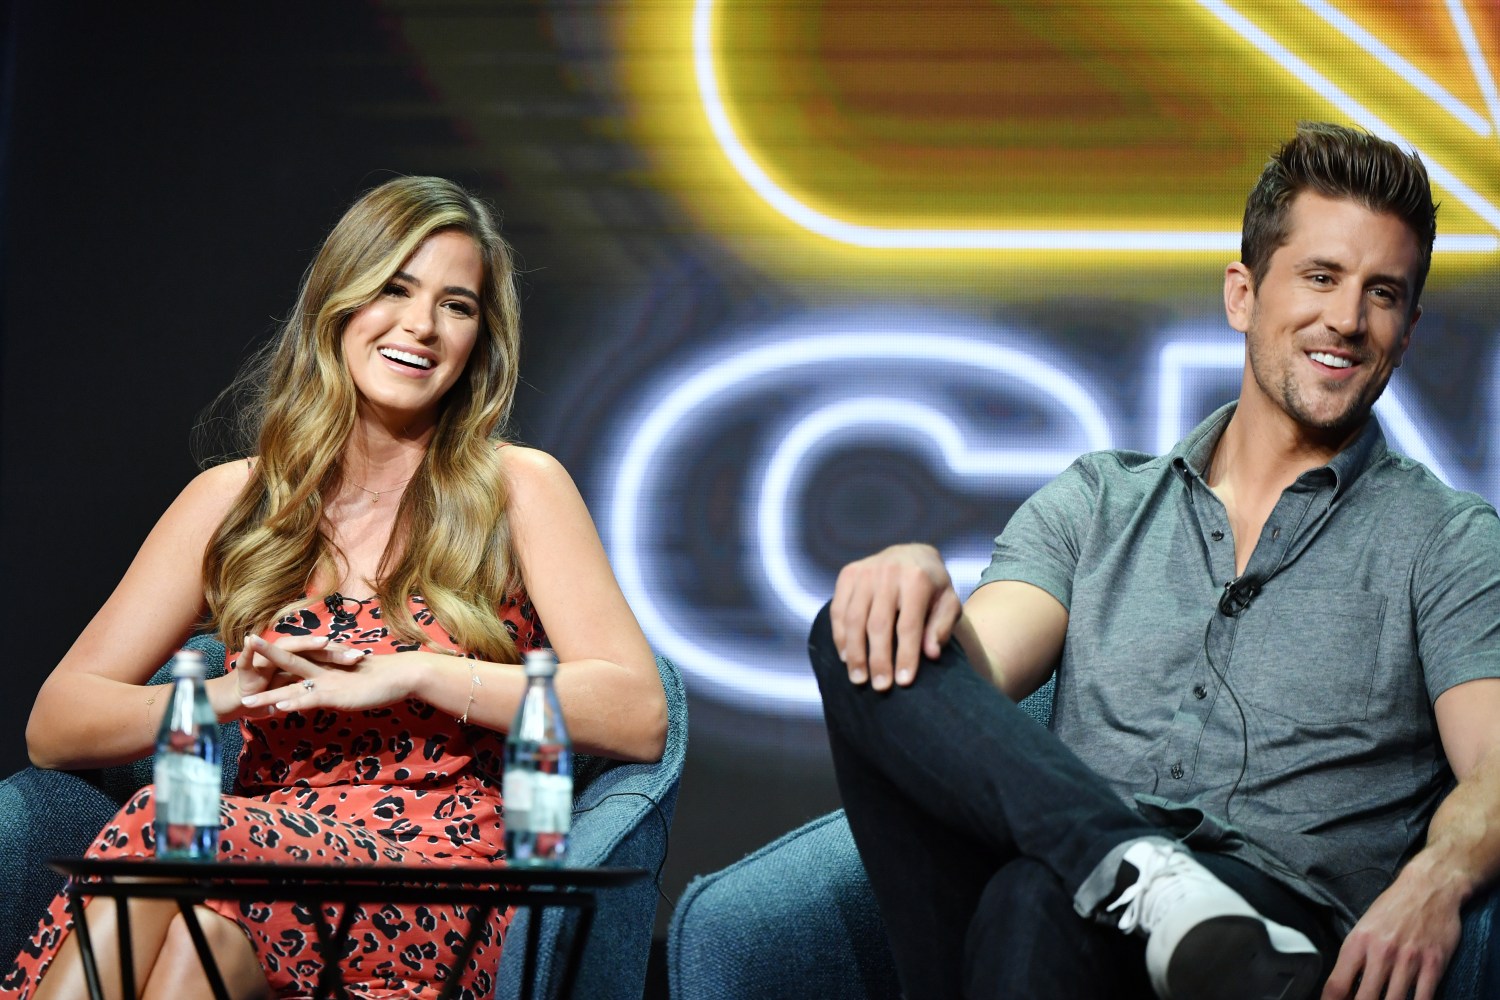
left=150, top=908, right=267, bottom=1000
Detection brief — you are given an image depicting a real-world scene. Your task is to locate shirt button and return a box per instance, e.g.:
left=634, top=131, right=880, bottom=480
left=1193, top=684, right=1208, bottom=699
left=1170, top=763, right=1185, bottom=779
left=1211, top=530, right=1224, bottom=541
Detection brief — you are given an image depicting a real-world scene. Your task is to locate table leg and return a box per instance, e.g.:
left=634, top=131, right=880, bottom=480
left=176, top=901, right=233, bottom=1000
left=555, top=896, right=595, bottom=1000
left=45, top=862, right=637, bottom=1000
left=65, top=886, right=106, bottom=1000
left=116, top=893, right=138, bottom=1000
left=312, top=902, right=357, bottom=1000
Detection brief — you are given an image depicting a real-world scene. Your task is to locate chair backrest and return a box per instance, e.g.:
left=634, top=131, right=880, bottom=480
left=1017, top=673, right=1056, bottom=729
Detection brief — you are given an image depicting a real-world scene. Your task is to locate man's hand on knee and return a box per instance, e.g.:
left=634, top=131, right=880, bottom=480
left=830, top=543, right=961, bottom=691
left=1320, top=862, right=1462, bottom=1000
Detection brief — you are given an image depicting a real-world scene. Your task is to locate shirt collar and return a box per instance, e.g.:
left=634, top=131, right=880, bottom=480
left=1169, top=401, right=1388, bottom=499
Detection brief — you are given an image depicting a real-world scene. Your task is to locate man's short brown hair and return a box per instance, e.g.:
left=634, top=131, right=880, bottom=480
left=1241, top=122, right=1437, bottom=306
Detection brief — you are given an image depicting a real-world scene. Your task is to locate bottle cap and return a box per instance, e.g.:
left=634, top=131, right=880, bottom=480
left=171, top=648, right=207, bottom=678
left=523, top=649, right=558, bottom=678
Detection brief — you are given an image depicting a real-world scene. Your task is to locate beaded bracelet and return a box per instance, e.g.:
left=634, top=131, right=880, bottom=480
left=458, top=660, right=483, bottom=725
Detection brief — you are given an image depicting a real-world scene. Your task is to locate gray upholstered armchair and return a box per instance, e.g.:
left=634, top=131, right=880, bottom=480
left=668, top=679, right=1500, bottom=999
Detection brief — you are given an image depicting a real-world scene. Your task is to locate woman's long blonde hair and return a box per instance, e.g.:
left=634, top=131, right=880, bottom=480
left=202, top=176, right=524, bottom=662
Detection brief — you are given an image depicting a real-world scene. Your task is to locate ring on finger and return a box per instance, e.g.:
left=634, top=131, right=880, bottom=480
left=302, top=679, right=315, bottom=692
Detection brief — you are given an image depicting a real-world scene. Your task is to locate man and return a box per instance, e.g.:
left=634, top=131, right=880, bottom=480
left=811, top=122, right=1500, bottom=1000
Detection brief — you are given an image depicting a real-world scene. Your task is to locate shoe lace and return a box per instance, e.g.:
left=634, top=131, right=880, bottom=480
left=1106, top=846, right=1216, bottom=936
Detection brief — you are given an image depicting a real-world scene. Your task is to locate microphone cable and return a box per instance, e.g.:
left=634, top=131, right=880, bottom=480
left=571, top=790, right=676, bottom=907
left=1200, top=606, right=1250, bottom=826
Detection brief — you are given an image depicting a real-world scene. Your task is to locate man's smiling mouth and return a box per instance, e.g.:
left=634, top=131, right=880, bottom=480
left=1308, top=351, right=1353, bottom=369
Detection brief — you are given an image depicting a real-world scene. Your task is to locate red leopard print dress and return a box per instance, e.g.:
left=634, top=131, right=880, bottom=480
left=3, top=592, right=546, bottom=1000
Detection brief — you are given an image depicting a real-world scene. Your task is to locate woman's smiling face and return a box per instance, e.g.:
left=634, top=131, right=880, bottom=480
left=341, top=229, right=484, bottom=428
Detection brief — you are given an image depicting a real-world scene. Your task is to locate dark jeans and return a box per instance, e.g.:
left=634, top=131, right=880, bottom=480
left=807, top=603, right=1341, bottom=999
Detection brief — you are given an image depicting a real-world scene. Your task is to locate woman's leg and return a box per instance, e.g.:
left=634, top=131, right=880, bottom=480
left=30, top=897, right=177, bottom=1000
left=141, top=908, right=269, bottom=1000
left=28, top=899, right=268, bottom=1000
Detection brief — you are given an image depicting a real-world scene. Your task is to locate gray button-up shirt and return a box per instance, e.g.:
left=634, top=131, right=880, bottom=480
left=980, top=402, right=1500, bottom=930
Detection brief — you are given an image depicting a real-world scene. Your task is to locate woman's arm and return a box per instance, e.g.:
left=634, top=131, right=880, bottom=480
left=241, top=447, right=668, bottom=762
left=25, top=462, right=248, bottom=769
left=497, top=446, right=665, bottom=760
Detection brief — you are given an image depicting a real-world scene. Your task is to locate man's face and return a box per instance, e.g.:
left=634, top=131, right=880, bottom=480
left=1224, top=191, right=1423, bottom=442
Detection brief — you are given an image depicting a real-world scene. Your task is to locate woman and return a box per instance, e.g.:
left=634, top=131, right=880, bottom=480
left=4, top=176, right=667, bottom=999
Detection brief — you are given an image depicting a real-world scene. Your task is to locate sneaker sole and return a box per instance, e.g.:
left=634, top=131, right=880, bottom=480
left=1161, top=914, right=1321, bottom=1000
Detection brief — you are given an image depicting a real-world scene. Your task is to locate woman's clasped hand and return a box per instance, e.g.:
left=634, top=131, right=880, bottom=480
left=238, top=634, right=435, bottom=715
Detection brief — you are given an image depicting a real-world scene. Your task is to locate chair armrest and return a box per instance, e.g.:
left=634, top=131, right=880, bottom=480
left=1017, top=674, right=1054, bottom=727
left=668, top=809, right=900, bottom=1000
left=662, top=685, right=1053, bottom=1000
left=2, top=638, right=237, bottom=969
left=1439, top=881, right=1500, bottom=999
left=498, top=654, right=687, bottom=1000
left=0, top=767, right=125, bottom=970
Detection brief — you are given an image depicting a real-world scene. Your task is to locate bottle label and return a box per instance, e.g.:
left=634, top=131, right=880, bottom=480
left=504, top=770, right=572, bottom=834
left=503, top=769, right=534, bottom=811
left=155, top=753, right=221, bottom=826
left=534, top=772, right=572, bottom=834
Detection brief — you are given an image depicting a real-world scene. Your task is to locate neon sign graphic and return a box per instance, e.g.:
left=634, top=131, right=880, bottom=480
left=606, top=319, right=1467, bottom=716
left=693, top=0, right=1500, bottom=253
left=607, top=327, right=1111, bottom=712
left=757, top=396, right=1100, bottom=623
left=1195, top=0, right=1500, bottom=239
left=1298, top=0, right=1495, bottom=135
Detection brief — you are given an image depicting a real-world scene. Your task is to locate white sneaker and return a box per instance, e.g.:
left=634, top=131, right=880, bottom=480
left=1106, top=840, right=1322, bottom=1000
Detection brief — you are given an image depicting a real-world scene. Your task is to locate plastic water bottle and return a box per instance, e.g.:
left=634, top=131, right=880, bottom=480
left=153, top=649, right=221, bottom=859
left=504, top=649, right=573, bottom=866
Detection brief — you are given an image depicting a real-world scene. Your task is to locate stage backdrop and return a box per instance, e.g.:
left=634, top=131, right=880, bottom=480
left=4, top=0, right=1498, bottom=931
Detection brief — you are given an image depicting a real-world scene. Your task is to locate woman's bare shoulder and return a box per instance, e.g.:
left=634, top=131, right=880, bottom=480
left=171, top=457, right=256, bottom=527
left=196, top=455, right=256, bottom=484
left=494, top=444, right=588, bottom=521
left=494, top=442, right=567, bottom=481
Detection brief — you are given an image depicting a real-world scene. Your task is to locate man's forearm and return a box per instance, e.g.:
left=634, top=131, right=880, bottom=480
left=956, top=582, right=1068, bottom=702
left=1320, top=745, right=1500, bottom=999
left=1404, top=742, right=1500, bottom=908
left=953, top=613, right=1004, bottom=690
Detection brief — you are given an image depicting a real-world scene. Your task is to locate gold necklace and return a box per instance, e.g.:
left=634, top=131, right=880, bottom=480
left=349, top=475, right=413, bottom=504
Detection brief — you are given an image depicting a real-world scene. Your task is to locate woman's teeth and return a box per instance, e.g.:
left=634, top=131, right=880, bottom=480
left=379, top=348, right=433, bottom=370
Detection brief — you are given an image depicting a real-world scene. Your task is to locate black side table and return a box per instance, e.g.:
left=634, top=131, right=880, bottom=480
left=49, top=857, right=646, bottom=1000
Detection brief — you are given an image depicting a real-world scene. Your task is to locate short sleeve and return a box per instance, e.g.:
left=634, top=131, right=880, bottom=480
left=976, top=456, right=1100, bottom=610
left=1414, top=498, right=1500, bottom=701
